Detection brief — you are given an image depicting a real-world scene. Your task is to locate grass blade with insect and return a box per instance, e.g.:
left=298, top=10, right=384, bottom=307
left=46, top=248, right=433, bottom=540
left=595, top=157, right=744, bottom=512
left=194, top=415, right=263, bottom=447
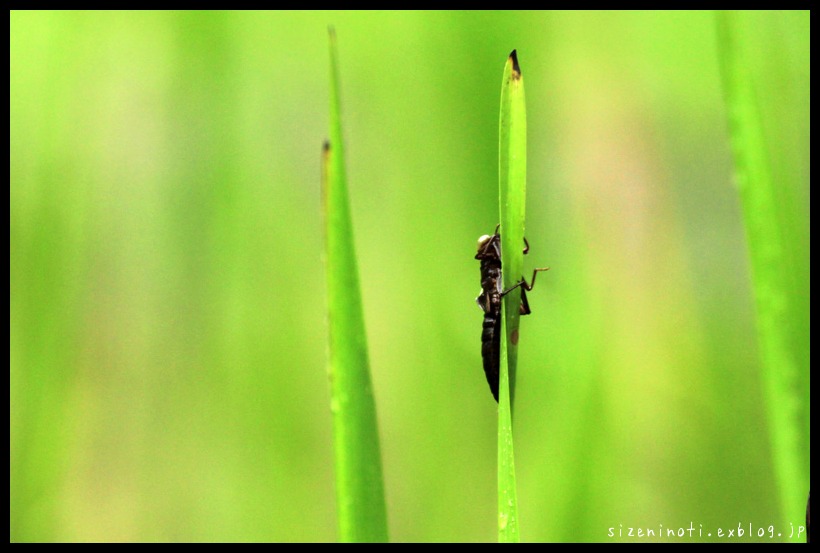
left=497, top=49, right=527, bottom=543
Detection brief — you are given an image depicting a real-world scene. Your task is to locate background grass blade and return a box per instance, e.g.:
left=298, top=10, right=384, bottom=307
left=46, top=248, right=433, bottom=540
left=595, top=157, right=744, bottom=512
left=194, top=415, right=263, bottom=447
left=715, top=11, right=810, bottom=539
left=497, top=49, right=526, bottom=543
left=323, top=28, right=388, bottom=543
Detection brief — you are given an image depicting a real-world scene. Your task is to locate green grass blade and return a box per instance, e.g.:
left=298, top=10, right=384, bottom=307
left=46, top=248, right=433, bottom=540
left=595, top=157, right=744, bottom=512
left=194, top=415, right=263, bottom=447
left=715, top=11, right=810, bottom=539
left=497, top=49, right=526, bottom=543
left=322, top=28, right=388, bottom=543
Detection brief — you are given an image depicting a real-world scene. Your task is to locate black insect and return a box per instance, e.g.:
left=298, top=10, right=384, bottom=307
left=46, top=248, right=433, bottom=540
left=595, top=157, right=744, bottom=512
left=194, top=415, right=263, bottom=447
left=475, top=225, right=548, bottom=402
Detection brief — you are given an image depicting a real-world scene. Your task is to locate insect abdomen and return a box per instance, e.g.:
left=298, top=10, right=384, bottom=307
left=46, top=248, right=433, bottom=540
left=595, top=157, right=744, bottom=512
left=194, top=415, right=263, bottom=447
left=481, top=313, right=501, bottom=402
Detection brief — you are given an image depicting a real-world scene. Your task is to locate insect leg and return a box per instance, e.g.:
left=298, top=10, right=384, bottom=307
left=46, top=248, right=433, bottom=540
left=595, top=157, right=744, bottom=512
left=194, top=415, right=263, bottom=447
left=522, top=267, right=550, bottom=291
left=501, top=267, right=550, bottom=296
left=519, top=287, right=532, bottom=315
left=501, top=267, right=548, bottom=316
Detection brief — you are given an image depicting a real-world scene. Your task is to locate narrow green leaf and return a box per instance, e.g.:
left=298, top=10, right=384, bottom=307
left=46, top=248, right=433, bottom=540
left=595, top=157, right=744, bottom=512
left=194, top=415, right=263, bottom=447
left=715, top=11, right=810, bottom=540
left=497, top=49, right=526, bottom=543
left=322, top=28, right=388, bottom=543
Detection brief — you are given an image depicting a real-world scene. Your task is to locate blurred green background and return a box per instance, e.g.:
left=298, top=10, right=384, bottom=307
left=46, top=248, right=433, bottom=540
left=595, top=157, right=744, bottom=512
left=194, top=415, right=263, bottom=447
left=10, top=10, right=809, bottom=542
